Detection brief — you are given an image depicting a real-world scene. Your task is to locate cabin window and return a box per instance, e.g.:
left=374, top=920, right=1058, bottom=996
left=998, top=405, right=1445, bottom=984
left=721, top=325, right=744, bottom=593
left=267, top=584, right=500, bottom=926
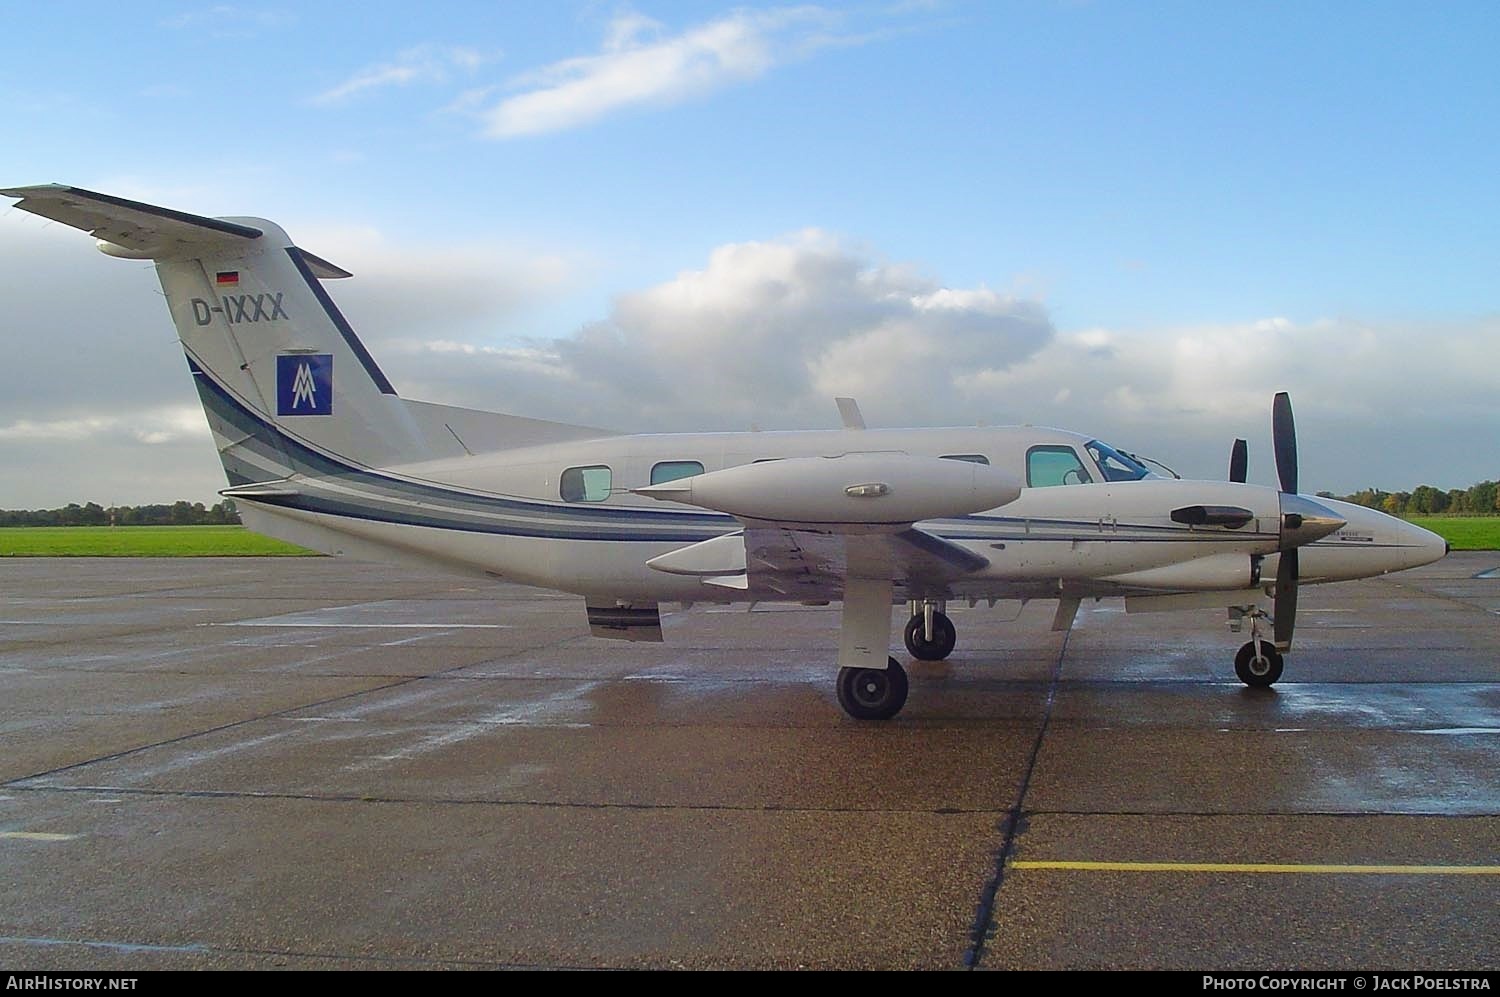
left=941, top=454, right=990, bottom=465
left=650, top=460, right=705, bottom=485
left=560, top=465, right=612, bottom=502
left=1026, top=446, right=1093, bottom=488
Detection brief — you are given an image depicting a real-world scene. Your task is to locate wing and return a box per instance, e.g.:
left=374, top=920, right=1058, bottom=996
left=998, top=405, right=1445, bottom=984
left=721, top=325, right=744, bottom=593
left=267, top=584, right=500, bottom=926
left=735, top=527, right=989, bottom=601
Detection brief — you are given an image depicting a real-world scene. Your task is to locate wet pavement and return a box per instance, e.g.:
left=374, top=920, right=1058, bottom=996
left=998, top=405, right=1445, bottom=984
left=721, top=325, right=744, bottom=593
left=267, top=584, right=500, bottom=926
left=1, top=554, right=1496, bottom=969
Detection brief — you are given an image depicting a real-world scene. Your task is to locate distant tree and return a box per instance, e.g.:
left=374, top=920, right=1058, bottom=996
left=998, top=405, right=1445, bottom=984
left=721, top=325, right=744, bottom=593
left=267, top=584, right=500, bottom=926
left=1409, top=485, right=1448, bottom=514
left=0, top=501, right=240, bottom=526
left=1469, top=480, right=1498, bottom=514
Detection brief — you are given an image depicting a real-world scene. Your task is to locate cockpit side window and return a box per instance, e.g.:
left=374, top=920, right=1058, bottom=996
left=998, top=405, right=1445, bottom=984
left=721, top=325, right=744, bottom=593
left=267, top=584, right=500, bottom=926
left=940, top=454, right=990, bottom=465
left=1026, top=446, right=1093, bottom=487
left=1085, top=440, right=1150, bottom=482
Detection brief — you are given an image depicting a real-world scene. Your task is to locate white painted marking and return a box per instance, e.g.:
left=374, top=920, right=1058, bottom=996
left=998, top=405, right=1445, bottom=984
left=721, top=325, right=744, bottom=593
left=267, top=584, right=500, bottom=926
left=90, top=799, right=123, bottom=804
left=1415, top=728, right=1500, bottom=736
left=347, top=683, right=598, bottom=770
left=291, top=716, right=366, bottom=723
left=205, top=622, right=510, bottom=629
left=1, top=831, right=78, bottom=842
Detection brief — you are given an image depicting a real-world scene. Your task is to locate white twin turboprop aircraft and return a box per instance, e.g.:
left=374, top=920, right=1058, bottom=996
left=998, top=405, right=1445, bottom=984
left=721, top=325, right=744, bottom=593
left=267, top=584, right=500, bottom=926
left=5, top=185, right=1448, bottom=719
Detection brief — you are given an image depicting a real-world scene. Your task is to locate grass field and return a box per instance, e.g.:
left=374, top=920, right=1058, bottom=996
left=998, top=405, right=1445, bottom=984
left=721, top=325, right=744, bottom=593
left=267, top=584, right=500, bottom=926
left=0, top=526, right=317, bottom=557
left=1405, top=516, right=1500, bottom=551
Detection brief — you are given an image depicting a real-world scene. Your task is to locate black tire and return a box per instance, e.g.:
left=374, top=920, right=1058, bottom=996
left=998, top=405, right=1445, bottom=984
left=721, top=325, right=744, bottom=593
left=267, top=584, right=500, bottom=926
left=836, top=657, right=910, bottom=720
left=903, top=612, right=957, bottom=661
left=1234, top=640, right=1284, bottom=687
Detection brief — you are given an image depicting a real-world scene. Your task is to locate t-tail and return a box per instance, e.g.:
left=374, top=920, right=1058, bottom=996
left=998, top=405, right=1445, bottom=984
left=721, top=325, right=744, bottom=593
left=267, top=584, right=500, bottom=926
left=1, top=184, right=607, bottom=495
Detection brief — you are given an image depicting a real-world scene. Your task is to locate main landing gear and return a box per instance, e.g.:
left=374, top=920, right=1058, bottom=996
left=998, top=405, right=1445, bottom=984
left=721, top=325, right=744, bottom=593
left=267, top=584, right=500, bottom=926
left=902, top=600, right=956, bottom=661
left=831, top=595, right=959, bottom=721
left=836, top=658, right=909, bottom=720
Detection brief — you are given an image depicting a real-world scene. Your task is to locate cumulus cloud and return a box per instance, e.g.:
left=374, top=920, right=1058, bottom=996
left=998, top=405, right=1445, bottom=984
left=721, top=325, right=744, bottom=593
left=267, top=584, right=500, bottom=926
left=313, top=44, right=492, bottom=106
left=378, top=230, right=1055, bottom=430
left=371, top=233, right=1500, bottom=493
left=480, top=7, right=841, bottom=137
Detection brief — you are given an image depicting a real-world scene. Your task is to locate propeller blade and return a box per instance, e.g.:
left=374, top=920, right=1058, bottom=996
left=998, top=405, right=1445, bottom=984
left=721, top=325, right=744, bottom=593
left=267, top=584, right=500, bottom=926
left=1229, top=438, right=1248, bottom=483
left=1273, top=548, right=1298, bottom=651
left=1272, top=392, right=1298, bottom=495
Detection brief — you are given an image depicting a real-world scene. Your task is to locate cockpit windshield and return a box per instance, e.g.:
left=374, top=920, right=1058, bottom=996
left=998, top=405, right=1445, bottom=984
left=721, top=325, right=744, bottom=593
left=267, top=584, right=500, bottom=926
left=1086, top=440, right=1152, bottom=482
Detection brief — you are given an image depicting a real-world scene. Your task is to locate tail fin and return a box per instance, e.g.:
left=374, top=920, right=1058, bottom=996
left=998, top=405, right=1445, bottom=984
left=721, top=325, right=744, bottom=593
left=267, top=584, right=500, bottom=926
left=3, top=184, right=605, bottom=490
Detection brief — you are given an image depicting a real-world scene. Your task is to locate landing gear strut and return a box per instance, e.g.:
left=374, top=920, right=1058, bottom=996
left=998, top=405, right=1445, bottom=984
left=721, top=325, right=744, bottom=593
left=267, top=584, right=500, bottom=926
left=903, top=600, right=956, bottom=661
left=837, top=658, right=909, bottom=720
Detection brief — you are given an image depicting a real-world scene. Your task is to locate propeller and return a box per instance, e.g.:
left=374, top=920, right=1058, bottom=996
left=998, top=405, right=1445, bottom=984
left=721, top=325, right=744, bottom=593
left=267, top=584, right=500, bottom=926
left=1225, top=392, right=1343, bottom=654
left=1272, top=391, right=1298, bottom=495
left=1229, top=438, right=1248, bottom=483
left=1272, top=392, right=1299, bottom=649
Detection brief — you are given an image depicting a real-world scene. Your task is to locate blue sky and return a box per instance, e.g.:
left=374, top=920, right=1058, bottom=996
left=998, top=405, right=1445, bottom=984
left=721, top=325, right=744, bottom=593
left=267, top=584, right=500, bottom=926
left=3, top=2, right=1499, bottom=504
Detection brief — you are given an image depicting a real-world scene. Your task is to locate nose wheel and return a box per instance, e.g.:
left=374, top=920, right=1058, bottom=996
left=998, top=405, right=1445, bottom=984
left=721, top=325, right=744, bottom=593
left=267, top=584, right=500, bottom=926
left=1235, top=640, right=1284, bottom=687
left=837, top=658, right=909, bottom=720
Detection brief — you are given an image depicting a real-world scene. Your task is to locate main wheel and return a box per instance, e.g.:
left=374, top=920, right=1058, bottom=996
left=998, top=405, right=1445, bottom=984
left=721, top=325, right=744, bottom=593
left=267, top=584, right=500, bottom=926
left=903, top=612, right=957, bottom=661
left=836, top=657, right=909, bottom=720
left=1234, top=640, right=1284, bottom=687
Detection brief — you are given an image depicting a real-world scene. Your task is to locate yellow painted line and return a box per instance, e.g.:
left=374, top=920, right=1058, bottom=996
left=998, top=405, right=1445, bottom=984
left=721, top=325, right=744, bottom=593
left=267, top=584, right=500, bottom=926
left=1011, top=860, right=1500, bottom=875
left=0, top=831, right=78, bottom=842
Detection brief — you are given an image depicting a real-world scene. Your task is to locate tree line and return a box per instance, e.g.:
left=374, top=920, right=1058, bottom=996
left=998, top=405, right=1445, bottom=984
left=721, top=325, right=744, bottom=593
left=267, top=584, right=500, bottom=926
left=1319, top=480, right=1499, bottom=516
left=0, top=501, right=241, bottom=527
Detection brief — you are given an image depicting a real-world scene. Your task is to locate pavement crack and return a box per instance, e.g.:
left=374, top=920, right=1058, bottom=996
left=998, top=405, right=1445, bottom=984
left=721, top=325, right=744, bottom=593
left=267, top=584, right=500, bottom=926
left=963, top=629, right=1071, bottom=969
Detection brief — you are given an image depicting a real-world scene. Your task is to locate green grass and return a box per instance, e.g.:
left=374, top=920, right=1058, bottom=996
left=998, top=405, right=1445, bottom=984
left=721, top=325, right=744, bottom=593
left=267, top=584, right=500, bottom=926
left=0, top=526, right=318, bottom=557
left=1405, top=516, right=1500, bottom=551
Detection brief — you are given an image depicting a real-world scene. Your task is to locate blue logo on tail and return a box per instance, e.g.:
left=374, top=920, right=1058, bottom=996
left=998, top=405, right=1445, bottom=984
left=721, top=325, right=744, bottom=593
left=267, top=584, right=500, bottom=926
left=276, top=354, right=333, bottom=416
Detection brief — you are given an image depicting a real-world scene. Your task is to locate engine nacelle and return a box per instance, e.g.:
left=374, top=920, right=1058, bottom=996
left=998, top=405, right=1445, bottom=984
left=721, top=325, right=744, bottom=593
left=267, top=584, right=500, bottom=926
left=633, top=453, right=1022, bottom=530
left=1103, top=552, right=1259, bottom=591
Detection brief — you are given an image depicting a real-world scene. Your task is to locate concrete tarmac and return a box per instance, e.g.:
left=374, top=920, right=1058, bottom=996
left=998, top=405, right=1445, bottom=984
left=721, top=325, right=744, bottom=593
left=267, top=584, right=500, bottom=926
left=0, top=554, right=1496, bottom=969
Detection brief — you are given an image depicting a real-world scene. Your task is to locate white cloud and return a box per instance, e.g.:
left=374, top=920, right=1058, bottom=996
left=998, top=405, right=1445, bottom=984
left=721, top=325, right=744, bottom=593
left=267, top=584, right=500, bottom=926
left=313, top=44, right=493, bottom=106
left=480, top=7, right=841, bottom=138
left=368, top=232, right=1500, bottom=493
left=0, top=407, right=208, bottom=445
left=378, top=230, right=1054, bottom=430
left=160, top=5, right=294, bottom=38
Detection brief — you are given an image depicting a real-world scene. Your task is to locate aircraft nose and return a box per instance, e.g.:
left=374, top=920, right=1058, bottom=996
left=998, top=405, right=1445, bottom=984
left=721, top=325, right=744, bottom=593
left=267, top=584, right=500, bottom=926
left=1394, top=517, right=1448, bottom=570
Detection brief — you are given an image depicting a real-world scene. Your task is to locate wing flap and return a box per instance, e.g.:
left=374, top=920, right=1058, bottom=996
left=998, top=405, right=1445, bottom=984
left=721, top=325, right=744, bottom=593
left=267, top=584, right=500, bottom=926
left=741, top=526, right=988, bottom=601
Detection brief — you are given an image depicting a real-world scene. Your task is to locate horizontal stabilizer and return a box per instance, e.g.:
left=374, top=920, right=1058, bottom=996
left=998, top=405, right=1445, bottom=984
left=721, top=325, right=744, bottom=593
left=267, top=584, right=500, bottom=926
left=3, top=184, right=262, bottom=254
